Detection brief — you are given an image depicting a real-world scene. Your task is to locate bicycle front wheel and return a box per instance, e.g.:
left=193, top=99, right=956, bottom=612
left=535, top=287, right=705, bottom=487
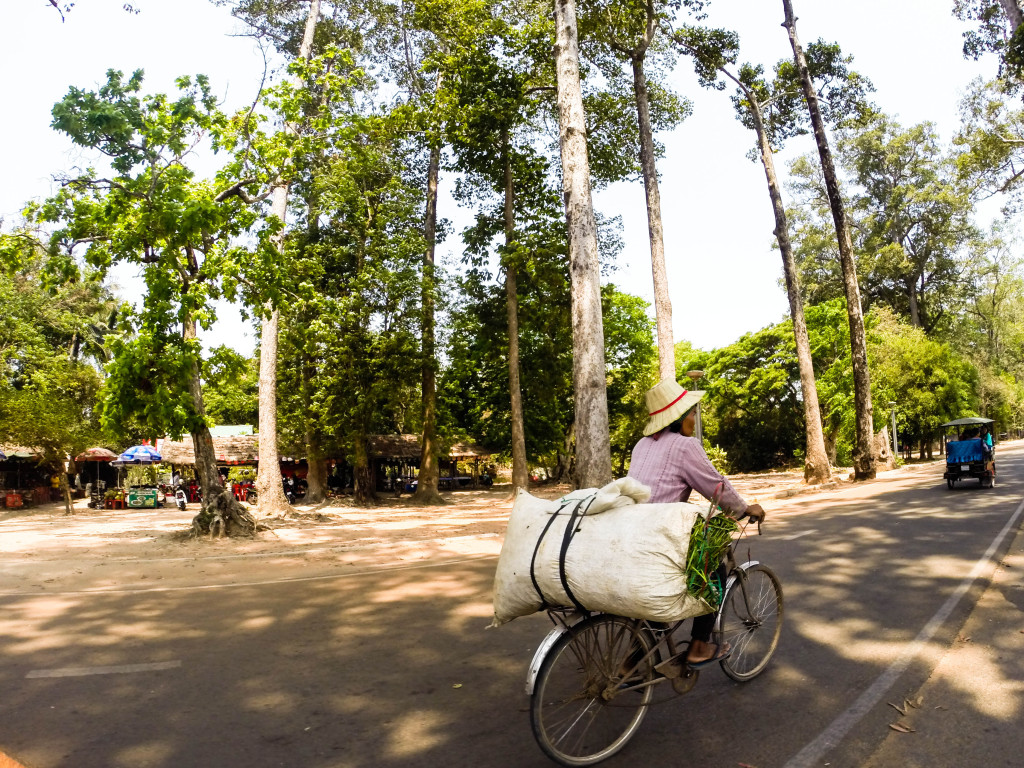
left=530, top=615, right=656, bottom=766
left=717, top=563, right=784, bottom=682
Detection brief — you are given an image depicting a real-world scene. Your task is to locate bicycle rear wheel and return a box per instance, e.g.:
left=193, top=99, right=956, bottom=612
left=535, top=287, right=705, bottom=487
left=530, top=615, right=656, bottom=766
left=717, top=563, right=784, bottom=682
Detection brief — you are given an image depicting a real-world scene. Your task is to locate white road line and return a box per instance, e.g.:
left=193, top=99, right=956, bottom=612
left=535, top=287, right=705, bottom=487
left=0, top=554, right=497, bottom=597
left=784, top=494, right=1024, bottom=768
left=780, top=530, right=817, bottom=541
left=26, top=660, right=181, bottom=678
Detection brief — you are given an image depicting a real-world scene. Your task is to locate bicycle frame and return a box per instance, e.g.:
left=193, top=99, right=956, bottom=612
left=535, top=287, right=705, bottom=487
left=524, top=557, right=763, bottom=696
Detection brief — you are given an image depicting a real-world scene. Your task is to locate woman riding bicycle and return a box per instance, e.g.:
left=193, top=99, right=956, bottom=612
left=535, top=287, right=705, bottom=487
left=628, top=378, right=766, bottom=668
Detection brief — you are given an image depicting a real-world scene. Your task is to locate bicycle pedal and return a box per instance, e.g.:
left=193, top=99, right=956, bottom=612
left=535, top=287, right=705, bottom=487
left=671, top=669, right=699, bottom=695
left=654, top=658, right=685, bottom=679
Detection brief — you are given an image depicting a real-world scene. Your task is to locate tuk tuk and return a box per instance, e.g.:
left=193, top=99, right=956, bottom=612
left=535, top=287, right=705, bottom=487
left=941, top=417, right=996, bottom=489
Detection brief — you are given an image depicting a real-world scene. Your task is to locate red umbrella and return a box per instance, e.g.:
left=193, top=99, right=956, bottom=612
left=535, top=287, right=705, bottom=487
left=75, top=447, right=118, bottom=462
left=74, top=447, right=118, bottom=492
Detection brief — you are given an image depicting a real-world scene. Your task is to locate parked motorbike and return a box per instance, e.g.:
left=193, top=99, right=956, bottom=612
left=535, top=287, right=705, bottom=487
left=175, top=487, right=187, bottom=511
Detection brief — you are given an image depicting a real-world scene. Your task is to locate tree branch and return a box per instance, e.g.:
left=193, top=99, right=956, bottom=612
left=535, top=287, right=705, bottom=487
left=215, top=177, right=274, bottom=203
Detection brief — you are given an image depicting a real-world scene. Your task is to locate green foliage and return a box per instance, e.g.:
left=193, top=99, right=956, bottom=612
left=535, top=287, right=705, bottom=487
left=702, top=438, right=731, bottom=475
left=955, top=78, right=1024, bottom=205
left=672, top=300, right=981, bottom=471
left=683, top=324, right=805, bottom=472
left=604, top=287, right=658, bottom=473
left=29, top=69, right=271, bottom=441
left=804, top=299, right=856, bottom=464
left=202, top=346, right=258, bottom=426
left=276, top=108, right=426, bottom=466
left=867, top=306, right=977, bottom=446
left=687, top=513, right=738, bottom=606
left=788, top=112, right=977, bottom=335
left=126, top=465, right=159, bottom=486
left=953, top=0, right=1024, bottom=83
left=576, top=0, right=694, bottom=186
left=0, top=251, right=114, bottom=458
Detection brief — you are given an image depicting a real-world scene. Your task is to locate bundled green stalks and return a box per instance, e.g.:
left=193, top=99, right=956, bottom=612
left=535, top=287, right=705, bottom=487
left=686, top=514, right=739, bottom=606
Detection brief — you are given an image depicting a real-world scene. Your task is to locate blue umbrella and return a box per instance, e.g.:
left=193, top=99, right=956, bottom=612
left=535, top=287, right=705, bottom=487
left=113, top=445, right=163, bottom=465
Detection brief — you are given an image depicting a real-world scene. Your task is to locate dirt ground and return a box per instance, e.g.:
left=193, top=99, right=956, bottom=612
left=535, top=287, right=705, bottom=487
left=0, top=459, right=946, bottom=565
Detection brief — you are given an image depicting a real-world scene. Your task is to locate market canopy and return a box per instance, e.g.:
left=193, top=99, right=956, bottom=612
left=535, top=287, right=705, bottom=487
left=113, top=444, right=163, bottom=465
left=0, top=445, right=41, bottom=461
left=940, top=417, right=994, bottom=428
left=75, top=447, right=118, bottom=462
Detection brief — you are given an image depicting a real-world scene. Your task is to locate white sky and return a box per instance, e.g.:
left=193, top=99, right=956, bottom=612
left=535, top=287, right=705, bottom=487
left=0, top=0, right=997, bottom=355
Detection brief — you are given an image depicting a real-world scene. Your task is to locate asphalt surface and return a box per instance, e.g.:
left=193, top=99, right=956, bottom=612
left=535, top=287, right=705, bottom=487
left=0, top=449, right=1022, bottom=768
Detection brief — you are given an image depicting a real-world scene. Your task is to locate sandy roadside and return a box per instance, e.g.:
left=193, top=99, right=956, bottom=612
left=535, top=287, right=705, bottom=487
left=0, top=455, right=953, bottom=564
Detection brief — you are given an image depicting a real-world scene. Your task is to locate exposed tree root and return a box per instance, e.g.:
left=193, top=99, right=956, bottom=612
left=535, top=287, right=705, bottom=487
left=191, top=488, right=257, bottom=538
left=410, top=490, right=446, bottom=506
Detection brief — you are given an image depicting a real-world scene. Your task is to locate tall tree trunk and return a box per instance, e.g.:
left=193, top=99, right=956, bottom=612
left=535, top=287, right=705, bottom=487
left=302, top=357, right=327, bottom=504
left=742, top=82, right=831, bottom=485
left=502, top=128, right=529, bottom=493
left=414, top=142, right=444, bottom=504
left=255, top=0, right=321, bottom=513
left=553, top=0, right=612, bottom=489
left=631, top=55, right=674, bottom=381
left=353, top=433, right=374, bottom=505
left=999, top=0, right=1024, bottom=31
left=256, top=305, right=291, bottom=512
left=908, top=279, right=921, bottom=327
left=782, top=0, right=875, bottom=480
left=304, top=442, right=327, bottom=504
left=184, top=313, right=255, bottom=536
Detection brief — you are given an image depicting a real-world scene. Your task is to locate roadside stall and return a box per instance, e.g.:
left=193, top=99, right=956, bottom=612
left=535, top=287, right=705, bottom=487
left=157, top=431, right=260, bottom=504
left=0, top=446, right=52, bottom=508
left=112, top=445, right=164, bottom=509
left=75, top=447, right=119, bottom=508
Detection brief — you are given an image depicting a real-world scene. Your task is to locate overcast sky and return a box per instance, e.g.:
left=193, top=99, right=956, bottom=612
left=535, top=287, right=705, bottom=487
left=0, top=0, right=999, bottom=356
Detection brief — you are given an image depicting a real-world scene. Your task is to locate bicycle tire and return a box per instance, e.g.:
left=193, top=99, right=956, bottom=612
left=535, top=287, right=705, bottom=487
left=717, top=563, right=784, bottom=682
left=530, top=615, right=656, bottom=766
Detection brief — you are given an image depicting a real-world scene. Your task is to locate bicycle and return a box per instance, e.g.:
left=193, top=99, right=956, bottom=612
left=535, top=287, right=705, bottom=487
left=525, top=528, right=783, bottom=767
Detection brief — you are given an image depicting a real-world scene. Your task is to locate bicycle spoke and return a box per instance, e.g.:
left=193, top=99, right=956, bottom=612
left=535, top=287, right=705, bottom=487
left=532, top=615, right=656, bottom=765
left=718, top=564, right=784, bottom=682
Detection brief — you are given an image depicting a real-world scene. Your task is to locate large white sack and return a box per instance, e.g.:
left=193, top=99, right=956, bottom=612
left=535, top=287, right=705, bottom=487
left=491, top=480, right=713, bottom=627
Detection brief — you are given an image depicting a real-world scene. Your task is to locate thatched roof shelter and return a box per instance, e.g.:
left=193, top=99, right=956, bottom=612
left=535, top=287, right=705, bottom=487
left=156, top=435, right=260, bottom=465
left=156, top=433, right=492, bottom=465
left=367, top=434, right=493, bottom=460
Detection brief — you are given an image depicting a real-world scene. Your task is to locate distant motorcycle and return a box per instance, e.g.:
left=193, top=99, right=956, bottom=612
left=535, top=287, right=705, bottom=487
left=174, top=487, right=187, bottom=511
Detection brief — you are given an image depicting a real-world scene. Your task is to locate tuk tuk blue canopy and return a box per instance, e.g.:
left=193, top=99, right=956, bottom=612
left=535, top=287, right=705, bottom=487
left=940, top=417, right=994, bottom=428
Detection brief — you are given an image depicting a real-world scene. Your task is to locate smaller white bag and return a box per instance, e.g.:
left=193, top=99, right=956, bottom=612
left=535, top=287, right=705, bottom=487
left=490, top=479, right=713, bottom=627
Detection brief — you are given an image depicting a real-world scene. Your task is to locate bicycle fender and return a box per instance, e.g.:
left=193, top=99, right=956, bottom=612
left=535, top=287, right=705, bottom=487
left=525, top=625, right=569, bottom=696
left=715, top=560, right=760, bottom=631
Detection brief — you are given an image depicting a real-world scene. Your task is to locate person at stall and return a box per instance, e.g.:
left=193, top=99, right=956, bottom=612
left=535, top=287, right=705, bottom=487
left=628, top=378, right=766, bottom=669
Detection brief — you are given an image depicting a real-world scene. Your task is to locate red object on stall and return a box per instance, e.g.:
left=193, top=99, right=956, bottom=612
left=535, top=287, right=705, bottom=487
left=6, top=493, right=24, bottom=509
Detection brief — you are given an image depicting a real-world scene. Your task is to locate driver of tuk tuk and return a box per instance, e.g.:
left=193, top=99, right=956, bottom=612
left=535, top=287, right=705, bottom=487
left=981, top=426, right=994, bottom=457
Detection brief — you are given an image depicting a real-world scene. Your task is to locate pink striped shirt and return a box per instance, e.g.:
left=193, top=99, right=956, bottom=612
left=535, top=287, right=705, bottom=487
left=627, top=431, right=748, bottom=515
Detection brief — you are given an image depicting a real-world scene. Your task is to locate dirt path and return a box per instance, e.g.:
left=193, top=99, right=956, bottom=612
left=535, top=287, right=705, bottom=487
left=0, top=458, right=950, bottom=566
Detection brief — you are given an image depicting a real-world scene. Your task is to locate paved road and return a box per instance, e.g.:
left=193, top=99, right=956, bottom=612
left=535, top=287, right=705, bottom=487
left=1, top=448, right=1022, bottom=768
